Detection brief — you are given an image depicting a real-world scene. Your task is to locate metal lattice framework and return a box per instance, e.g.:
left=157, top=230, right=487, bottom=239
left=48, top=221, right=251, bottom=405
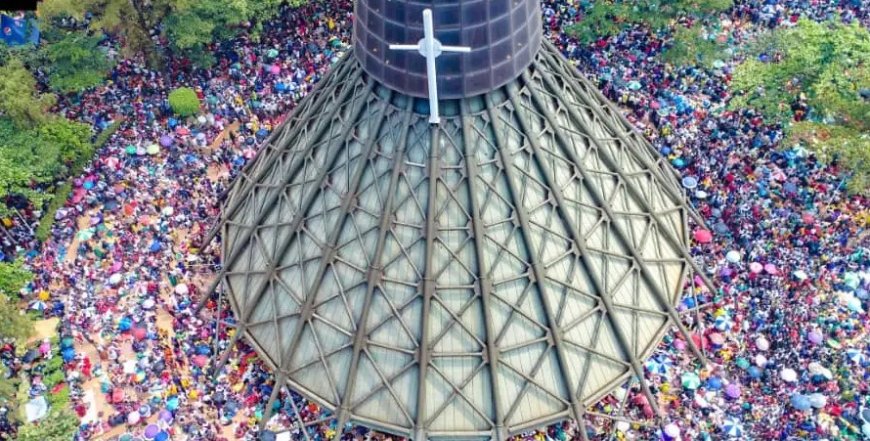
left=204, top=42, right=713, bottom=440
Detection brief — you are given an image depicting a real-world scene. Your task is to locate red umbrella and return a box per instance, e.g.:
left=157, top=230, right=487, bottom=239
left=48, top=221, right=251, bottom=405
left=693, top=229, right=713, bottom=243
left=132, top=327, right=147, bottom=341
left=176, top=126, right=191, bottom=136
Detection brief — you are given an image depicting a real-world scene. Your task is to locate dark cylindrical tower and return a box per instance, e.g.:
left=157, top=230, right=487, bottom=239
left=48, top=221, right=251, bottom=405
left=353, top=0, right=543, bottom=99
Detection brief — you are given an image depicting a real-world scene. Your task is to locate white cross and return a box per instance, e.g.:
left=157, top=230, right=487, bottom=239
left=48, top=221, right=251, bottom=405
left=389, top=8, right=471, bottom=124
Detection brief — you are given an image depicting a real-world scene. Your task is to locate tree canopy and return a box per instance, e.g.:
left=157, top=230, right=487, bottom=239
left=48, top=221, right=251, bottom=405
left=730, top=19, right=870, bottom=193
left=0, top=58, right=56, bottom=128
left=168, top=87, right=201, bottom=117
left=15, top=408, right=79, bottom=441
left=564, top=0, right=733, bottom=42
left=42, top=32, right=115, bottom=93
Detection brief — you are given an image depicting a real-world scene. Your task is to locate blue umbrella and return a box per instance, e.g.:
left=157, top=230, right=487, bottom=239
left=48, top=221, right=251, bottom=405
left=154, top=432, right=169, bottom=441
left=168, top=118, right=178, bottom=128
left=150, top=241, right=162, bottom=253
left=166, top=396, right=179, bottom=411
left=747, top=366, right=762, bottom=379
left=257, top=128, right=269, bottom=137
left=119, top=316, right=133, bottom=331
left=62, top=347, right=76, bottom=362
left=706, top=376, right=723, bottom=391
left=790, top=394, right=811, bottom=411
left=275, top=83, right=287, bottom=92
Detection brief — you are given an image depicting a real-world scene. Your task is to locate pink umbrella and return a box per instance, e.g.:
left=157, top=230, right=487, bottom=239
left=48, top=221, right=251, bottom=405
left=693, top=229, right=713, bottom=243
left=110, top=261, right=123, bottom=273
left=708, top=332, right=726, bottom=346
left=764, top=263, right=778, bottom=275
left=749, top=262, right=763, bottom=273
left=192, top=355, right=208, bottom=367
left=105, top=157, right=120, bottom=168
left=176, top=126, right=190, bottom=136
left=802, top=212, right=815, bottom=224
left=269, top=64, right=281, bottom=74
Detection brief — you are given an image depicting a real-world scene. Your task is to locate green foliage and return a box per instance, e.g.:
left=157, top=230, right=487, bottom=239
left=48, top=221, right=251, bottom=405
left=40, top=0, right=155, bottom=61
left=0, top=117, right=93, bottom=216
left=44, top=384, right=70, bottom=409
left=662, top=24, right=728, bottom=67
left=0, top=290, right=32, bottom=344
left=0, top=259, right=32, bottom=296
left=730, top=19, right=870, bottom=193
left=34, top=182, right=71, bottom=243
left=42, top=370, right=65, bottom=390
left=787, top=122, right=870, bottom=194
left=163, top=0, right=283, bottom=66
left=42, top=32, right=115, bottom=93
left=565, top=0, right=733, bottom=44
left=168, top=87, right=201, bottom=116
left=16, top=408, right=79, bottom=441
left=0, top=365, right=20, bottom=408
left=0, top=58, right=56, bottom=128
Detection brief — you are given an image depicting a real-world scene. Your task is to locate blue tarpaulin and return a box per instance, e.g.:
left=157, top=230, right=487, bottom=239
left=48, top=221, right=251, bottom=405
left=0, top=15, right=38, bottom=46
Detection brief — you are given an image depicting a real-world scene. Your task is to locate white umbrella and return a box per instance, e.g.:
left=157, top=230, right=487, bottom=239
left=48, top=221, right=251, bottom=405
left=780, top=368, right=798, bottom=383
left=808, top=393, right=827, bottom=409
left=108, top=273, right=123, bottom=286
left=174, top=284, right=189, bottom=295
left=845, top=348, right=866, bottom=365
left=726, top=250, right=741, bottom=263
left=721, top=417, right=743, bottom=438
left=142, top=299, right=156, bottom=310
left=123, top=359, right=137, bottom=374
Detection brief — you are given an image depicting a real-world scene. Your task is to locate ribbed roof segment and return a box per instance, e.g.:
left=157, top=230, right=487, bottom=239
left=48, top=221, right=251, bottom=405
left=212, top=43, right=701, bottom=440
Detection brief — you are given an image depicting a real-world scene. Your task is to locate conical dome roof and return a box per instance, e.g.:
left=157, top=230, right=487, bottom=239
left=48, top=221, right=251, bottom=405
left=210, top=42, right=705, bottom=440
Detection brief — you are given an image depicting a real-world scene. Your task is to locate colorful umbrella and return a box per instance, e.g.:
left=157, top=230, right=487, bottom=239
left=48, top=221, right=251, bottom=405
left=790, top=394, right=811, bottom=411
left=808, top=393, right=827, bottom=409
left=724, top=383, right=741, bottom=399
left=159, top=135, right=174, bottom=147
left=681, top=176, right=698, bottom=189
left=721, top=417, right=743, bottom=438
left=681, top=372, right=701, bottom=390
left=693, top=229, right=712, bottom=243
left=144, top=424, right=160, bottom=439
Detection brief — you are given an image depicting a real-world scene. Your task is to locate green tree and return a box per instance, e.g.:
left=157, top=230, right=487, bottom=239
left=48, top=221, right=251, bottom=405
left=168, top=87, right=201, bottom=116
left=39, top=0, right=157, bottom=62
left=162, top=0, right=283, bottom=66
left=662, top=23, right=728, bottom=68
left=16, top=408, right=79, bottom=441
left=42, top=32, right=115, bottom=93
left=0, top=58, right=56, bottom=128
left=730, top=19, right=870, bottom=194
left=0, top=274, right=33, bottom=344
left=564, top=0, right=732, bottom=43
left=0, top=259, right=32, bottom=297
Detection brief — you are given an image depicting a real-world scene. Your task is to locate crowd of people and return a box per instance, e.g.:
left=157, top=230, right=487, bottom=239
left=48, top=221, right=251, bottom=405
left=1, top=0, right=868, bottom=440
